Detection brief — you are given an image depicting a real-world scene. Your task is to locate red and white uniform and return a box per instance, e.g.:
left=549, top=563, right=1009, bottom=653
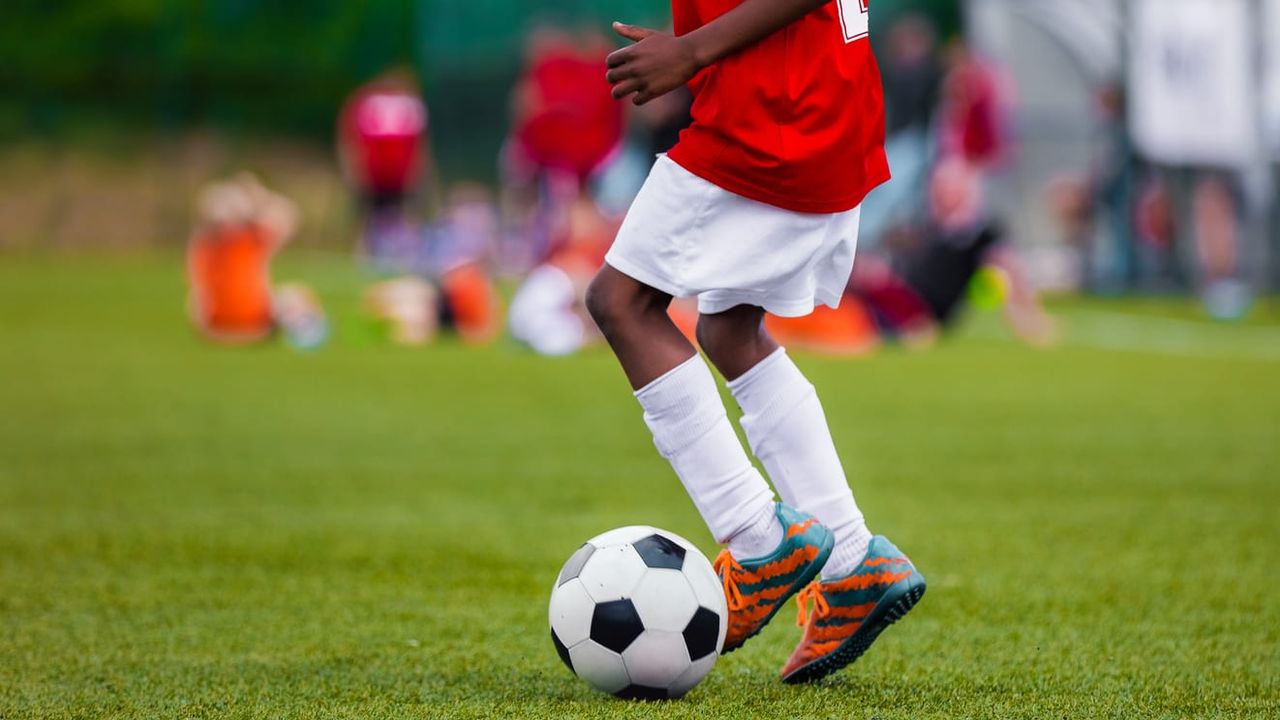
left=607, top=1, right=888, bottom=317
left=668, top=0, right=890, bottom=213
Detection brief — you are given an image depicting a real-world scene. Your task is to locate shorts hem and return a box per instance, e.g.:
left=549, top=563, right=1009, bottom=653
left=698, top=289, right=845, bottom=319
left=603, top=253, right=690, bottom=300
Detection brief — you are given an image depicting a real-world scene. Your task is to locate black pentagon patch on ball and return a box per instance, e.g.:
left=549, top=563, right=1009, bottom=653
left=615, top=684, right=670, bottom=701
left=550, top=629, right=573, bottom=672
left=590, top=599, right=645, bottom=653
left=556, top=543, right=595, bottom=587
left=632, top=534, right=686, bottom=570
left=683, top=606, right=721, bottom=661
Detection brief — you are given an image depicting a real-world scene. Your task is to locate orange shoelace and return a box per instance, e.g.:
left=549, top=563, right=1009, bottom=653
left=713, top=550, right=746, bottom=611
left=795, top=582, right=830, bottom=627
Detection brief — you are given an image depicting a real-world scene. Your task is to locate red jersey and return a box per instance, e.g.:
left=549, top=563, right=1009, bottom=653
left=666, top=0, right=890, bottom=214
left=340, top=89, right=427, bottom=195
left=515, top=48, right=625, bottom=181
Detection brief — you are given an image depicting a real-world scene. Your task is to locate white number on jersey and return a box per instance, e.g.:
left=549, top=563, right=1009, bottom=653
left=836, top=0, right=870, bottom=43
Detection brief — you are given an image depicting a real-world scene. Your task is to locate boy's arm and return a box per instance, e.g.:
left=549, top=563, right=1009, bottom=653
left=607, top=0, right=832, bottom=105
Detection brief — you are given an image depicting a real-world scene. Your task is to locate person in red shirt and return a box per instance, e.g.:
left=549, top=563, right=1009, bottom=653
left=583, top=0, right=925, bottom=683
left=509, top=28, right=626, bottom=185
left=338, top=71, right=431, bottom=267
left=502, top=28, right=626, bottom=267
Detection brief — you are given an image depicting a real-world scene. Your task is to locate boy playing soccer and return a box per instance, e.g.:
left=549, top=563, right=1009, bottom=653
left=589, top=0, right=925, bottom=682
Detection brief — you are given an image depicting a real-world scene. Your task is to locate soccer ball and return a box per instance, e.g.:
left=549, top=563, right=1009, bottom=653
left=549, top=526, right=727, bottom=700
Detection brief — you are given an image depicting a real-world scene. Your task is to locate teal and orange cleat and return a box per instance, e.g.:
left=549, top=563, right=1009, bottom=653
left=714, top=503, right=834, bottom=654
left=780, top=535, right=926, bottom=683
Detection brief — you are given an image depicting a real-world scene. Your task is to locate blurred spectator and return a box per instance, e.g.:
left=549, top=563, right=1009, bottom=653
left=1080, top=85, right=1139, bottom=294
left=187, top=174, right=327, bottom=348
left=1193, top=174, right=1253, bottom=320
left=338, top=69, right=432, bottom=269
left=361, top=185, right=503, bottom=347
left=440, top=263, right=503, bottom=345
left=364, top=264, right=501, bottom=347
left=428, top=185, right=504, bottom=344
left=422, top=183, right=501, bottom=276
left=1126, top=0, right=1263, bottom=313
left=882, top=14, right=942, bottom=139
left=508, top=197, right=613, bottom=356
left=938, top=41, right=1009, bottom=171
left=883, top=158, right=1052, bottom=345
left=860, top=13, right=942, bottom=247
left=771, top=158, right=1055, bottom=353
left=506, top=27, right=623, bottom=186
left=364, top=277, right=439, bottom=346
left=500, top=26, right=625, bottom=270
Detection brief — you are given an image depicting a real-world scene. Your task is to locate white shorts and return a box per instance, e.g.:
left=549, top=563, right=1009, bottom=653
left=605, top=156, right=861, bottom=318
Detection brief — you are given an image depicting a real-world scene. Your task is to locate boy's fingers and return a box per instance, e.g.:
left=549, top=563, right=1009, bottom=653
left=611, top=79, right=645, bottom=100
left=605, top=64, right=637, bottom=83
left=612, top=21, right=656, bottom=43
left=606, top=47, right=633, bottom=68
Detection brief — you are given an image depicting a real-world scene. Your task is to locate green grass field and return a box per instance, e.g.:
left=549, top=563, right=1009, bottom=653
left=1, top=254, right=1277, bottom=719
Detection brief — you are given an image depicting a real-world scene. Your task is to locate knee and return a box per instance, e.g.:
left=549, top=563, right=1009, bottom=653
left=694, top=317, right=721, bottom=361
left=696, top=315, right=744, bottom=367
left=697, top=310, right=772, bottom=370
left=584, top=272, right=618, bottom=332
left=585, top=269, right=662, bottom=337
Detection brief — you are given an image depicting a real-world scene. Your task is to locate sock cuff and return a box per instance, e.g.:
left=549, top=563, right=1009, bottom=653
left=635, top=353, right=708, bottom=403
left=823, top=523, right=873, bottom=580
left=635, top=354, right=726, bottom=458
left=726, top=499, right=783, bottom=559
left=727, top=346, right=816, bottom=438
left=725, top=346, right=789, bottom=395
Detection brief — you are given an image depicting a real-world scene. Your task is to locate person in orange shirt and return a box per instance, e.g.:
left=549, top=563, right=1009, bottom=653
left=187, top=174, right=308, bottom=344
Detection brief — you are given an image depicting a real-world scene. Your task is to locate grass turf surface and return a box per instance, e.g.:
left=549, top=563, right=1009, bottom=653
left=1, top=254, right=1277, bottom=719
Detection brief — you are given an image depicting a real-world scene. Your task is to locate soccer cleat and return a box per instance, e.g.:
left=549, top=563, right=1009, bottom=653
left=780, top=535, right=926, bottom=684
left=713, top=503, right=834, bottom=654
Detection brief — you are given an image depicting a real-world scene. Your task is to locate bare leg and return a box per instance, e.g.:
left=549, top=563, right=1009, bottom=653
left=585, top=264, right=697, bottom=390
left=696, top=304, right=778, bottom=381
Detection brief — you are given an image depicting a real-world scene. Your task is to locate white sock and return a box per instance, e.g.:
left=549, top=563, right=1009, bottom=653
left=636, top=355, right=782, bottom=559
left=727, top=348, right=872, bottom=579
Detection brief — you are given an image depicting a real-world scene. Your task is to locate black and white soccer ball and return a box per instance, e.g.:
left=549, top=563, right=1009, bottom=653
left=549, top=526, right=727, bottom=700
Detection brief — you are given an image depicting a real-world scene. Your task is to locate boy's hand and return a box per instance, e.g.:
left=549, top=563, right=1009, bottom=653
left=606, top=22, right=702, bottom=106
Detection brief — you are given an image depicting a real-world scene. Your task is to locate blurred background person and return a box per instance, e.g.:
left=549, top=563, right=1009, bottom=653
left=769, top=156, right=1054, bottom=355
left=187, top=174, right=326, bottom=348
left=860, top=12, right=943, bottom=247
left=500, top=25, right=625, bottom=271
left=1126, top=0, right=1266, bottom=319
left=338, top=69, right=432, bottom=271
left=508, top=197, right=614, bottom=357
left=871, top=156, right=1053, bottom=346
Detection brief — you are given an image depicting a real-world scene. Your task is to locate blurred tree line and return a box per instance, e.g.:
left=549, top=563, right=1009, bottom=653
left=1, top=0, right=958, bottom=178
left=1, top=0, right=417, bottom=139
